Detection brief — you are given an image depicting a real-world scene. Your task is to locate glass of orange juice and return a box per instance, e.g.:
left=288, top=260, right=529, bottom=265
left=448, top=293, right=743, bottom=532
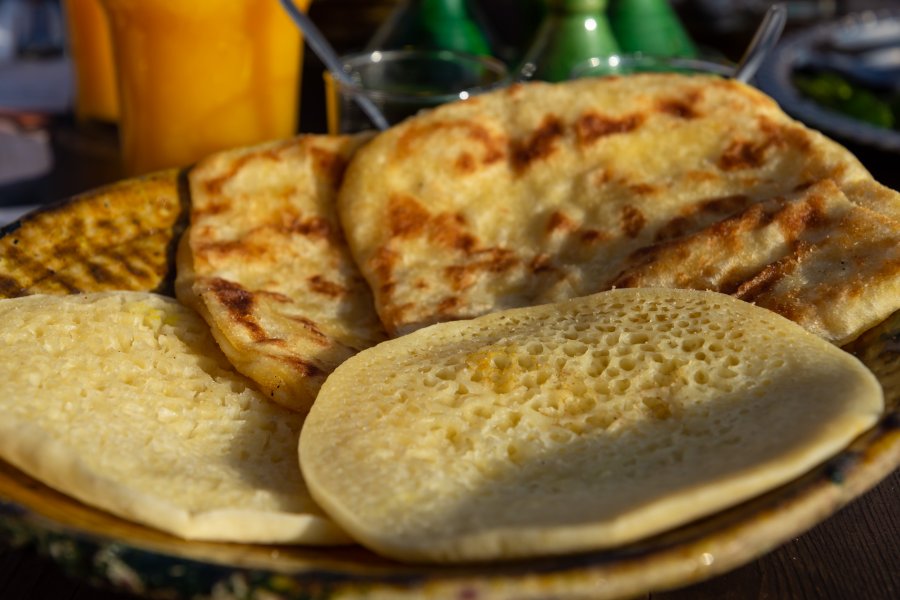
left=99, top=0, right=308, bottom=176
left=63, top=0, right=119, bottom=123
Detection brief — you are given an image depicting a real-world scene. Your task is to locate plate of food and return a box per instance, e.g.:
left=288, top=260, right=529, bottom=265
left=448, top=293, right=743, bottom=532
left=0, top=74, right=898, bottom=600
left=756, top=9, right=900, bottom=152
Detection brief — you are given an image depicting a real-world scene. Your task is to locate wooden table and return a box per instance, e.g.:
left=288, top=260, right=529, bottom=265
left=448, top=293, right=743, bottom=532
left=2, top=1, right=898, bottom=598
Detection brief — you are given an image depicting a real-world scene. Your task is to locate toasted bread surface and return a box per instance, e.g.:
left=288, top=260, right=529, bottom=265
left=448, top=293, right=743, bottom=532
left=177, top=135, right=385, bottom=413
left=337, top=75, right=896, bottom=343
left=0, top=170, right=187, bottom=298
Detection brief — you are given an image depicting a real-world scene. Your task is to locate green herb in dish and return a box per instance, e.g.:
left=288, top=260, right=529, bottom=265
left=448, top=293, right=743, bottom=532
left=792, top=71, right=897, bottom=131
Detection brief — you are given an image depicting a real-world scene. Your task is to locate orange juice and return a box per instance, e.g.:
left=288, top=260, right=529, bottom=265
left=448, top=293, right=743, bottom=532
left=64, top=0, right=119, bottom=122
left=99, top=0, right=308, bottom=175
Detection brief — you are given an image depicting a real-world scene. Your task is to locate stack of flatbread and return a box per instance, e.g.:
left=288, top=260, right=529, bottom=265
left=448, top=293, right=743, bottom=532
left=0, top=73, right=897, bottom=560
left=338, top=74, right=900, bottom=345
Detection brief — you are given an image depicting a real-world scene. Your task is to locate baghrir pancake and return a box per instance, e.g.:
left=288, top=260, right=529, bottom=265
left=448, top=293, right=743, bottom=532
left=300, top=288, right=884, bottom=562
left=177, top=134, right=386, bottom=414
left=337, top=74, right=899, bottom=343
left=0, top=292, right=349, bottom=545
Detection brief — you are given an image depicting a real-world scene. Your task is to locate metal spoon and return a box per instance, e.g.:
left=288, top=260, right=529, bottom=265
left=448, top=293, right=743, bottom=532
left=278, top=0, right=391, bottom=131
left=733, top=3, right=788, bottom=83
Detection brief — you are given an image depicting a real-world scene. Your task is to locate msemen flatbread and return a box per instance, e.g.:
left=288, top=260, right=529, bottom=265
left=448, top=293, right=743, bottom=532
left=338, top=74, right=898, bottom=343
left=301, top=288, right=883, bottom=562
left=0, top=292, right=348, bottom=545
left=608, top=179, right=900, bottom=345
left=177, top=134, right=385, bottom=413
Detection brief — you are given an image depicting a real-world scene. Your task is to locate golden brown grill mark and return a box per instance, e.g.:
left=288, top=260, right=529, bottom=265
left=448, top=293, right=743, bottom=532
left=529, top=253, right=555, bottom=274
left=201, top=152, right=258, bottom=196
left=95, top=218, right=115, bottom=232
left=196, top=215, right=334, bottom=256
left=437, top=296, right=462, bottom=314
left=654, top=194, right=752, bottom=242
left=279, top=355, right=324, bottom=378
left=455, top=153, right=477, bottom=173
left=703, top=194, right=755, bottom=215
left=389, top=194, right=431, bottom=238
left=116, top=247, right=151, bottom=279
left=311, top=148, right=347, bottom=187
left=54, top=241, right=80, bottom=259
left=445, top=264, right=473, bottom=290
left=192, top=201, right=229, bottom=218
left=511, top=116, right=565, bottom=173
left=433, top=214, right=478, bottom=253
left=657, top=96, right=701, bottom=119
left=773, top=194, right=829, bottom=240
left=476, top=247, right=519, bottom=272
left=628, top=183, right=658, bottom=196
left=0, top=240, right=86, bottom=295
left=382, top=301, right=414, bottom=335
left=308, top=275, right=346, bottom=298
left=621, top=205, right=646, bottom=238
left=286, top=315, right=331, bottom=347
left=718, top=118, right=810, bottom=172
left=546, top=211, right=577, bottom=235
left=387, top=195, right=479, bottom=252
left=199, top=141, right=293, bottom=197
left=733, top=241, right=815, bottom=300
left=505, top=83, right=526, bottom=99
left=616, top=202, right=781, bottom=286
left=683, top=170, right=719, bottom=185
left=87, top=262, right=114, bottom=284
left=580, top=229, right=610, bottom=244
left=445, top=248, right=519, bottom=291
left=0, top=275, right=23, bottom=297
left=709, top=203, right=770, bottom=251
left=395, top=120, right=506, bottom=165
left=718, top=139, right=768, bottom=171
left=287, top=215, right=333, bottom=239
left=574, top=112, right=644, bottom=146
left=370, top=246, right=398, bottom=293
left=207, top=277, right=267, bottom=340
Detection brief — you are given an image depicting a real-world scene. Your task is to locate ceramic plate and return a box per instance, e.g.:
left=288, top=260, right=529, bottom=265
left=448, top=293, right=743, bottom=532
left=0, top=184, right=898, bottom=600
left=756, top=10, right=900, bottom=153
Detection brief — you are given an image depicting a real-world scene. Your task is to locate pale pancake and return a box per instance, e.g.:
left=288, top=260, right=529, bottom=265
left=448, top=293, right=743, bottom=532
left=300, top=288, right=883, bottom=562
left=337, top=74, right=896, bottom=342
left=177, top=134, right=386, bottom=414
left=0, top=292, right=349, bottom=545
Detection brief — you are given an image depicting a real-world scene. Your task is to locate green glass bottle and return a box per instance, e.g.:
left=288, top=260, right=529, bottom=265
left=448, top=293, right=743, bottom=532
left=608, top=0, right=697, bottom=57
left=365, top=0, right=494, bottom=57
left=518, top=0, right=619, bottom=82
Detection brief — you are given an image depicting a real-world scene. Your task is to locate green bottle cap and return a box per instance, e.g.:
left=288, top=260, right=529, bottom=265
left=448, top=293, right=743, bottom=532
left=548, top=0, right=608, bottom=11
left=519, top=0, right=619, bottom=82
left=367, top=0, right=495, bottom=57
left=608, top=0, right=697, bottom=58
